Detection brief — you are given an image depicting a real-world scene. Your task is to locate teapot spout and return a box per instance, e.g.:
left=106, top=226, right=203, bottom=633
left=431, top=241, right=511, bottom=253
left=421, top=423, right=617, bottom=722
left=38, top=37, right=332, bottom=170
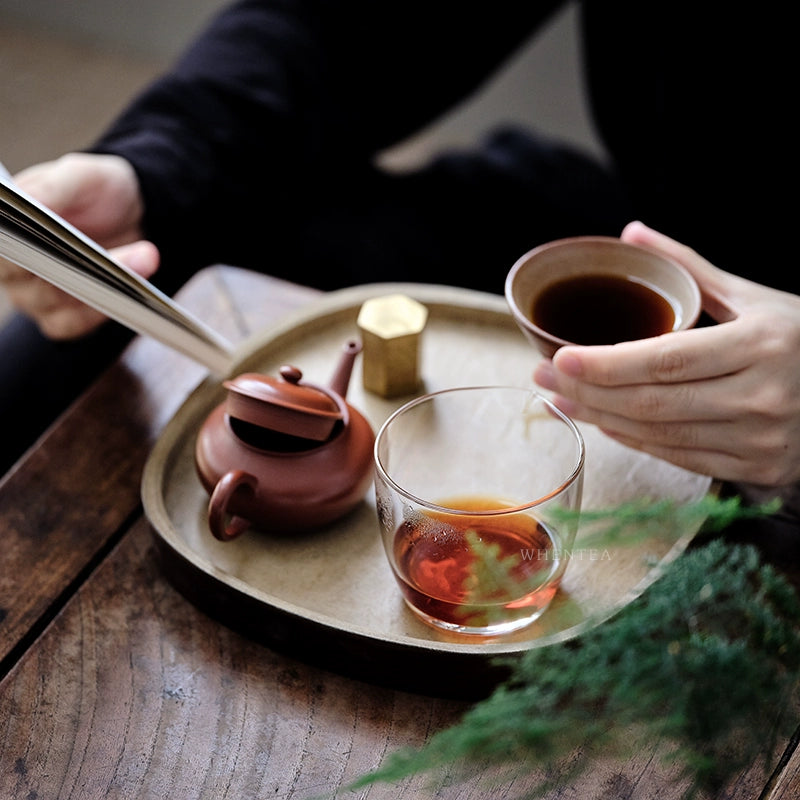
left=329, top=339, right=362, bottom=399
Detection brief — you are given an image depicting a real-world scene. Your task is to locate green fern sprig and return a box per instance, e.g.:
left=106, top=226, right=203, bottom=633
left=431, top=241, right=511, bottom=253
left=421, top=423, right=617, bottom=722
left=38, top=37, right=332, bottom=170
left=553, top=494, right=782, bottom=548
left=345, top=497, right=798, bottom=800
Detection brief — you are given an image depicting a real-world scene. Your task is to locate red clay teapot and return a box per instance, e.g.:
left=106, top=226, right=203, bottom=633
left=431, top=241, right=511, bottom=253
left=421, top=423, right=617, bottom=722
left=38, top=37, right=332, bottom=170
left=195, top=340, right=375, bottom=540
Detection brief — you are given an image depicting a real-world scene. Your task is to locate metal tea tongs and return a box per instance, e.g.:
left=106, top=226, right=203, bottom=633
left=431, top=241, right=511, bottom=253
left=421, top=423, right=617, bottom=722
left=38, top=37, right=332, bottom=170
left=0, top=161, right=235, bottom=376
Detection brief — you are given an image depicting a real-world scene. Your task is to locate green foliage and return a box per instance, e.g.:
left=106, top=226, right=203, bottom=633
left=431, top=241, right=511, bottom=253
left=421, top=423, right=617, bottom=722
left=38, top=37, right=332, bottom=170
left=455, top=529, right=553, bottom=628
left=552, top=494, right=782, bottom=548
left=347, top=498, right=800, bottom=799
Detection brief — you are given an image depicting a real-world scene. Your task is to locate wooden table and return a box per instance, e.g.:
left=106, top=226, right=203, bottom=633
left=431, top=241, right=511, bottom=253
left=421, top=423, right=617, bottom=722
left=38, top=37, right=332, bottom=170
left=1, top=266, right=798, bottom=799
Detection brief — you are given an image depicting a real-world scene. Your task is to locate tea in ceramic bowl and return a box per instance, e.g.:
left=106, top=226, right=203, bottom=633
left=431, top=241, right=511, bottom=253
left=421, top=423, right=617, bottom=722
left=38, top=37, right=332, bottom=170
left=505, top=236, right=701, bottom=358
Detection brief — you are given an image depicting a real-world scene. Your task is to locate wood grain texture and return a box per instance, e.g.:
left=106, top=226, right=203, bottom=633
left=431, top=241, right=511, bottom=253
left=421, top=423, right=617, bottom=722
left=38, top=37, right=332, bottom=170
left=0, top=519, right=471, bottom=799
left=765, top=724, right=800, bottom=800
left=0, top=331, right=177, bottom=671
left=0, top=267, right=318, bottom=671
left=2, top=515, right=782, bottom=800
left=0, top=266, right=796, bottom=799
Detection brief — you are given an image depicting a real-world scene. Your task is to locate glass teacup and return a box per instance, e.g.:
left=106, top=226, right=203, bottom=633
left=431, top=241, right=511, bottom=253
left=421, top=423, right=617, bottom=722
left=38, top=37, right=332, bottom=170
left=373, top=386, right=585, bottom=636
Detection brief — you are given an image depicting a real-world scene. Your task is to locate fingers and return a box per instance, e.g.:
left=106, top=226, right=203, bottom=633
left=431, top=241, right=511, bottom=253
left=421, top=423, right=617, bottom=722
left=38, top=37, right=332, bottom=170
left=0, top=239, right=160, bottom=339
left=14, top=153, right=145, bottom=246
left=112, top=240, right=160, bottom=280
left=535, top=314, right=800, bottom=430
left=536, top=357, right=800, bottom=484
left=13, top=158, right=76, bottom=210
left=528, top=222, right=800, bottom=486
left=0, top=260, right=27, bottom=282
left=36, top=303, right=109, bottom=341
left=1, top=154, right=154, bottom=341
left=596, top=430, right=750, bottom=484
left=533, top=311, right=800, bottom=484
left=2, top=275, right=106, bottom=339
left=542, top=322, right=751, bottom=390
left=534, top=356, right=741, bottom=427
left=621, top=221, right=747, bottom=322
left=599, top=425, right=798, bottom=487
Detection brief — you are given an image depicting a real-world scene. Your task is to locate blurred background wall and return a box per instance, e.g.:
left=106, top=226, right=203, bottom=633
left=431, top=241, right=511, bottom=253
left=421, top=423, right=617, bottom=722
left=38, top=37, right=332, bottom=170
left=0, top=1, right=605, bottom=318
left=0, top=0, right=604, bottom=172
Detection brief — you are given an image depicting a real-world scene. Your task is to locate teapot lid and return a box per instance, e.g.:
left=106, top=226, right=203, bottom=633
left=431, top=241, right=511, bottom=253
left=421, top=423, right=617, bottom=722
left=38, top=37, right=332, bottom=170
left=223, top=365, right=344, bottom=442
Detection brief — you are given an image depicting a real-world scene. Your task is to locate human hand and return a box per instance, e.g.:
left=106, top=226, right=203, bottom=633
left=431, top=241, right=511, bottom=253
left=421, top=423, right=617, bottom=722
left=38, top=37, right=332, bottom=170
left=533, top=221, right=800, bottom=486
left=0, top=152, right=159, bottom=339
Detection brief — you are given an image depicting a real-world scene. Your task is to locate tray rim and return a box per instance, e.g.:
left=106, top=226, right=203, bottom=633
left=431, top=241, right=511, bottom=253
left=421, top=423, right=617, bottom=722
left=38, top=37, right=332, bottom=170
left=142, top=282, right=712, bottom=680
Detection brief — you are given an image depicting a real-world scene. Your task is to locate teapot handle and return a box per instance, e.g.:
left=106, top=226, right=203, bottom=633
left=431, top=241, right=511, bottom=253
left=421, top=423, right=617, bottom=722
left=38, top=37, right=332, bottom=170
left=208, top=469, right=257, bottom=541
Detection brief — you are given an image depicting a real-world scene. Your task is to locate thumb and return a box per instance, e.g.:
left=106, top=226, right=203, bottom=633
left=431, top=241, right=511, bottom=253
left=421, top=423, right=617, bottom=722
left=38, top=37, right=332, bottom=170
left=620, top=220, right=751, bottom=322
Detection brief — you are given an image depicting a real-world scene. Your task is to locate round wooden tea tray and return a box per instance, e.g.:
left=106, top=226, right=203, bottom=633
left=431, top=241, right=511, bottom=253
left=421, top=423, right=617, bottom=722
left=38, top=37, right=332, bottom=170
left=142, top=283, right=713, bottom=699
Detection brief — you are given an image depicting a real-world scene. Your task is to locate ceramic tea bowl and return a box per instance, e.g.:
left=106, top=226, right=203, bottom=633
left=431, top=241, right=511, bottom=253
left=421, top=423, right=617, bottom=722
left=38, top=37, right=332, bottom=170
left=504, top=236, right=701, bottom=358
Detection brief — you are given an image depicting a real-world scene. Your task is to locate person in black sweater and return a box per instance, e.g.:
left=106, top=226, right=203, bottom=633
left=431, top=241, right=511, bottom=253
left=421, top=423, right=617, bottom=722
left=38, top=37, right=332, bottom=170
left=0, top=1, right=797, bottom=509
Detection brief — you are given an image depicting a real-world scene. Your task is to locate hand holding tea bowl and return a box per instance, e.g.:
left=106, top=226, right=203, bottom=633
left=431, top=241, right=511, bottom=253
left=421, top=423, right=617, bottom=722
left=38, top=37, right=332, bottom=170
left=504, top=234, right=702, bottom=359
left=516, top=222, right=800, bottom=486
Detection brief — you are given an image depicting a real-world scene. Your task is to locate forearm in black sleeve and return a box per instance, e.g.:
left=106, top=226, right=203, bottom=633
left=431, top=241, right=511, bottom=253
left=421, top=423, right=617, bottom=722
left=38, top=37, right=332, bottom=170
left=90, top=0, right=562, bottom=277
